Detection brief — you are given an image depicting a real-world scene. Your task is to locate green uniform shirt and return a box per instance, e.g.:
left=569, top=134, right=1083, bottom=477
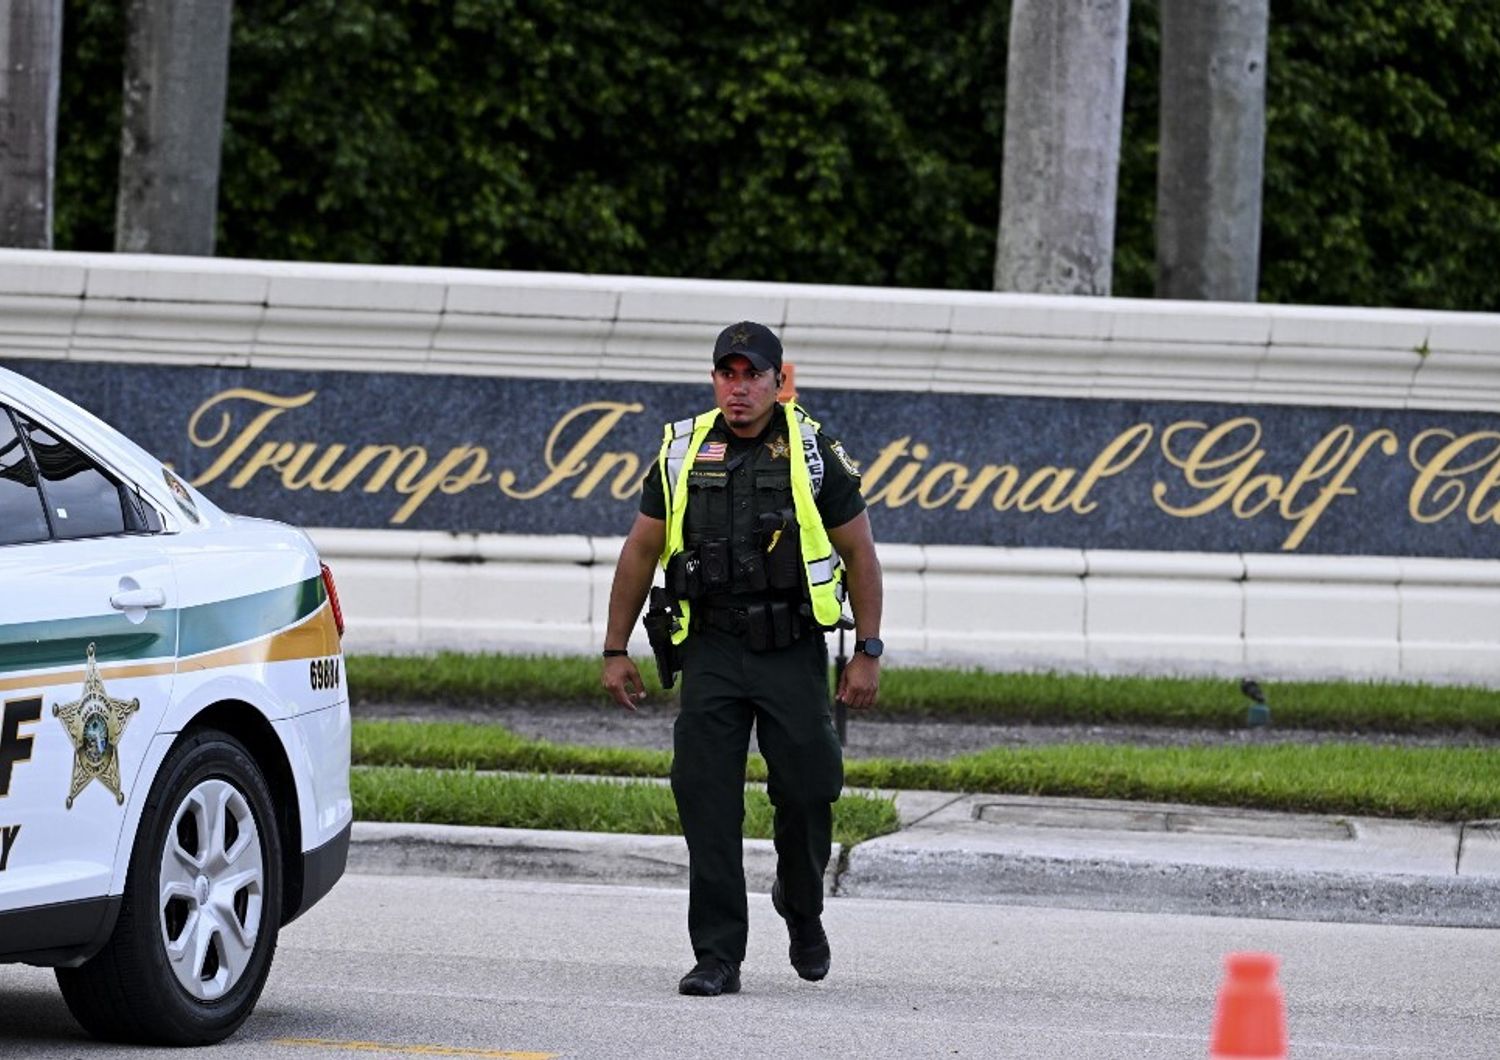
left=640, top=411, right=866, bottom=530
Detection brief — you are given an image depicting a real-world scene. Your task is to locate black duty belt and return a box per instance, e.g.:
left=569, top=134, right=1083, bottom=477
left=695, top=600, right=805, bottom=651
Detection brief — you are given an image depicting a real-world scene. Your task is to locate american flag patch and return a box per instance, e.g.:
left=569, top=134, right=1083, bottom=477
left=697, top=441, right=727, bottom=462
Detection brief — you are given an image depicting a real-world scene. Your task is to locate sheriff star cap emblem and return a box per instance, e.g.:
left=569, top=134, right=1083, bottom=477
left=713, top=321, right=783, bottom=373
left=54, top=643, right=140, bottom=809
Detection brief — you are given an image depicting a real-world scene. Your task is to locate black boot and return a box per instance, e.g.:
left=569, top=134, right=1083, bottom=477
left=771, top=880, right=830, bottom=981
left=678, top=957, right=742, bottom=996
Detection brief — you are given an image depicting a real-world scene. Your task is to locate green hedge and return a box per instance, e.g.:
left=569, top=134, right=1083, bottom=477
left=56, top=0, right=1500, bottom=311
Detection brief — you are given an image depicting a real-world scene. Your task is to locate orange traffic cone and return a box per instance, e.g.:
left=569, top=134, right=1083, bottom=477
left=1209, top=952, right=1287, bottom=1059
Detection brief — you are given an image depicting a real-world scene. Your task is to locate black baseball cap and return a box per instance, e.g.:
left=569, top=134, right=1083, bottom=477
left=713, top=321, right=783, bottom=372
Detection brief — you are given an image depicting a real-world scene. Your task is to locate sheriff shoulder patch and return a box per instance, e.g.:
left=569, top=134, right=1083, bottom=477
left=830, top=439, right=861, bottom=478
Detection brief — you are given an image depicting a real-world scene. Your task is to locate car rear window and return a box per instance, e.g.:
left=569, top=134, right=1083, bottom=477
left=0, top=410, right=50, bottom=546
left=14, top=413, right=128, bottom=540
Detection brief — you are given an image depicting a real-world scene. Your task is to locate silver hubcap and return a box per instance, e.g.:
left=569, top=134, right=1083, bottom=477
left=157, top=778, right=264, bottom=1000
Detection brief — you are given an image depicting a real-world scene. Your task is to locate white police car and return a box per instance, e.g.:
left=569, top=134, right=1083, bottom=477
left=0, top=364, right=352, bottom=1044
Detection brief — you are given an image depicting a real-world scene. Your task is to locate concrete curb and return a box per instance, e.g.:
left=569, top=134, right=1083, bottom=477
left=350, top=822, right=843, bottom=893
left=836, top=846, right=1500, bottom=928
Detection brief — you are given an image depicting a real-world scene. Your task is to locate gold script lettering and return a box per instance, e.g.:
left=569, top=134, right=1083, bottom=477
left=1153, top=418, right=1266, bottom=517
left=862, top=425, right=1152, bottom=515
left=185, top=387, right=497, bottom=523
left=498, top=402, right=644, bottom=500
left=188, top=389, right=318, bottom=487
left=865, top=442, right=931, bottom=507
left=1063, top=423, right=1153, bottom=514
left=391, top=446, right=492, bottom=523
left=1278, top=426, right=1399, bottom=550
left=1408, top=429, right=1500, bottom=524
left=1155, top=417, right=1398, bottom=550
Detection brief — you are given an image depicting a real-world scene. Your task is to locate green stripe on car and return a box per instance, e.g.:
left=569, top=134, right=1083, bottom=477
left=0, top=576, right=324, bottom=676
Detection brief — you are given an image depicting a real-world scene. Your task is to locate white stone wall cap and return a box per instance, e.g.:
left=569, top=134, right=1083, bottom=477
left=257, top=304, right=442, bottom=339
left=1109, top=300, right=1272, bottom=344
left=76, top=299, right=263, bottom=348
left=306, top=526, right=423, bottom=560
left=366, top=530, right=596, bottom=564
left=0, top=295, right=81, bottom=337
left=948, top=301, right=1113, bottom=341
left=1424, top=315, right=1500, bottom=355
left=1409, top=351, right=1500, bottom=403
left=1400, top=391, right=1500, bottom=414
left=472, top=534, right=593, bottom=564
left=1268, top=303, right=1437, bottom=350
left=870, top=542, right=926, bottom=572
left=1242, top=553, right=1405, bottom=582
left=6, top=249, right=1500, bottom=414
left=265, top=272, right=447, bottom=313
left=1398, top=556, right=1500, bottom=586
left=0, top=257, right=87, bottom=297
left=785, top=295, right=952, bottom=332
left=921, top=545, right=1086, bottom=576
left=1096, top=339, right=1268, bottom=367
left=1246, top=383, right=1412, bottom=410
left=1083, top=550, right=1245, bottom=580
left=1255, top=347, right=1422, bottom=389
left=616, top=288, right=789, bottom=326
left=83, top=262, right=270, bottom=304
left=779, top=323, right=944, bottom=360
left=938, top=334, right=1104, bottom=367
left=442, top=283, right=620, bottom=319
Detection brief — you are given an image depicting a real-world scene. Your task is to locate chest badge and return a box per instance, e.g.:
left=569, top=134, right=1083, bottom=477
left=765, top=434, right=791, bottom=460
left=54, top=643, right=140, bottom=809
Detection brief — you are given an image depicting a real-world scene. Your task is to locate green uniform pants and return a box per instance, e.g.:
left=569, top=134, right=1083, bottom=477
left=670, top=625, right=845, bottom=964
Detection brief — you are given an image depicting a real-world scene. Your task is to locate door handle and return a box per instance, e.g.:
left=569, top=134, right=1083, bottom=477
left=111, top=587, right=167, bottom=611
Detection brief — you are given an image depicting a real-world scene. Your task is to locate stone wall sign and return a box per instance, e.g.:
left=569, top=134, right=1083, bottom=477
left=9, top=359, right=1500, bottom=558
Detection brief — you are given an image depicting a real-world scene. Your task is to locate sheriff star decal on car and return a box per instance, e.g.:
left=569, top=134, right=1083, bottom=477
left=53, top=643, right=140, bottom=809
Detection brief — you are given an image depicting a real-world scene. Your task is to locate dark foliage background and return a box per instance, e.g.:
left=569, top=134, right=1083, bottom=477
left=55, top=0, right=1500, bottom=310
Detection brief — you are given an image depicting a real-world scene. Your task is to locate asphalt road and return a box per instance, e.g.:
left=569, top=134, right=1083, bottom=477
left=4, top=874, right=1496, bottom=1058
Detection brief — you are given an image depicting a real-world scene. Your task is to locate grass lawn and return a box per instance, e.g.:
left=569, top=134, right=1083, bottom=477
left=354, top=719, right=1500, bottom=821
left=352, top=766, right=900, bottom=846
left=347, top=652, right=1500, bottom=832
left=348, top=652, right=1500, bottom=734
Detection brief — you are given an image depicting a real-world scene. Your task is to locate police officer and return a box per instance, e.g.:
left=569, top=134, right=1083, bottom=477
left=601, top=321, right=883, bottom=996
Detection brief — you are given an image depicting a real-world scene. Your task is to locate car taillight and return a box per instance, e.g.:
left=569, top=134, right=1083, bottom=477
left=320, top=562, right=345, bottom=638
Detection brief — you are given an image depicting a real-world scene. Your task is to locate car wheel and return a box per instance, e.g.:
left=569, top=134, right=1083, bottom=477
left=56, top=730, right=284, bottom=1045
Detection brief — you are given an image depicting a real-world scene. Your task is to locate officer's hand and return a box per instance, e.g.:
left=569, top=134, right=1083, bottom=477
left=602, top=656, right=648, bottom=712
left=837, top=653, right=880, bottom=711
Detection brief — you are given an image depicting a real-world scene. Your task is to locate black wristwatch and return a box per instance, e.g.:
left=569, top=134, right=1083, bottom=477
left=854, top=637, right=884, bottom=659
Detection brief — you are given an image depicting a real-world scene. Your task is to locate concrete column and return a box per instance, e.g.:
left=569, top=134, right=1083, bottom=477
left=0, top=0, right=64, bottom=249
left=995, top=0, right=1131, bottom=296
left=1155, top=0, right=1269, bottom=302
left=115, top=0, right=234, bottom=256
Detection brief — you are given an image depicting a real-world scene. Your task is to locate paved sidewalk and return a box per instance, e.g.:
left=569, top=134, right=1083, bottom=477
left=347, top=789, right=1500, bottom=928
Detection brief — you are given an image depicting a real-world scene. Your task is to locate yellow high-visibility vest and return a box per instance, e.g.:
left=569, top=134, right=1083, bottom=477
left=657, top=401, right=847, bottom=644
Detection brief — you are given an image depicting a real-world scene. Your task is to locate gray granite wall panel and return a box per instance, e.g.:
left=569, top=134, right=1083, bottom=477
left=8, top=359, right=1499, bottom=559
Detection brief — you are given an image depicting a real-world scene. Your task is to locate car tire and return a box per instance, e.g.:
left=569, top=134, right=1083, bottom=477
left=55, top=730, right=284, bottom=1045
